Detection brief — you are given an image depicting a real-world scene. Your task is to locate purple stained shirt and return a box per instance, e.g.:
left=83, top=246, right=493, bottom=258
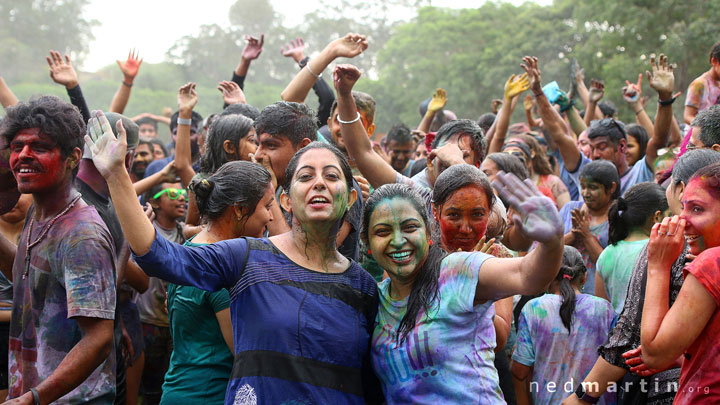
left=559, top=201, right=609, bottom=295
left=372, top=252, right=505, bottom=404
left=513, top=294, right=617, bottom=405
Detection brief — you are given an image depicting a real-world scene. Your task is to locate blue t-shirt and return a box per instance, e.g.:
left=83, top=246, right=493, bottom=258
left=513, top=294, right=617, bottom=405
left=161, top=239, right=233, bottom=405
left=134, top=233, right=381, bottom=405
left=372, top=252, right=504, bottom=404
left=559, top=201, right=609, bottom=295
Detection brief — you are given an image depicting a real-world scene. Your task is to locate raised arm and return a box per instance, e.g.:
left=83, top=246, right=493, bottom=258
left=333, top=64, right=397, bottom=188
left=174, top=83, right=198, bottom=187
left=47, top=50, right=91, bottom=122
left=488, top=74, right=529, bottom=154
left=475, top=171, right=564, bottom=300
left=522, top=56, right=582, bottom=171
left=622, top=74, right=654, bottom=136
left=644, top=54, right=676, bottom=167
left=217, top=80, right=246, bottom=106
left=417, top=88, right=447, bottom=134
left=234, top=34, right=264, bottom=82
left=109, top=49, right=142, bottom=114
left=523, top=95, right=540, bottom=128
left=0, top=76, right=18, bottom=108
left=283, top=39, right=337, bottom=127
left=133, top=160, right=177, bottom=196
left=281, top=33, right=368, bottom=103
left=583, top=79, right=604, bottom=127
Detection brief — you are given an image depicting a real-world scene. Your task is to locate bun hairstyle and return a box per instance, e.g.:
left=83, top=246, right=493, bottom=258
left=557, top=246, right=586, bottom=333
left=608, top=182, right=667, bottom=245
left=189, top=161, right=272, bottom=222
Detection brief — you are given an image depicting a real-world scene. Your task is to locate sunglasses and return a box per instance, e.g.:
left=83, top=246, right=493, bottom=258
left=153, top=188, right=187, bottom=200
left=594, top=118, right=626, bottom=137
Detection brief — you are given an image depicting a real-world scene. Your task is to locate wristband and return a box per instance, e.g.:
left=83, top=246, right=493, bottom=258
left=122, top=80, right=133, bottom=87
left=30, top=388, right=41, bottom=405
left=177, top=117, right=192, bottom=126
left=533, top=91, right=545, bottom=98
left=658, top=96, right=677, bottom=106
left=337, top=112, right=361, bottom=124
left=306, top=64, right=321, bottom=79
left=298, top=56, right=310, bottom=68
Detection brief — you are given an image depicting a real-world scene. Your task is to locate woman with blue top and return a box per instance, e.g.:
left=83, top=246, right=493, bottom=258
left=160, top=161, right=275, bottom=404
left=85, top=111, right=382, bottom=404
left=361, top=169, right=564, bottom=403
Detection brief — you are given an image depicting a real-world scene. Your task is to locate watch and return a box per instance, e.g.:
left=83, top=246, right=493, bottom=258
left=575, top=384, right=600, bottom=404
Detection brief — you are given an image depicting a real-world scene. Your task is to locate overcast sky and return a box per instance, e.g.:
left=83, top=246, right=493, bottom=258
left=81, top=0, right=550, bottom=72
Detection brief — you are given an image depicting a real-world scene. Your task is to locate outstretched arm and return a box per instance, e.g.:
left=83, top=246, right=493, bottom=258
left=109, top=49, right=142, bottom=114
left=47, top=50, right=91, bottom=122
left=174, top=83, right=198, bottom=188
left=583, top=79, right=604, bottom=127
left=622, top=73, right=654, bottom=136
left=281, top=33, right=368, bottom=103
left=488, top=74, right=529, bottom=154
left=0, top=76, right=18, bottom=108
left=644, top=54, right=676, bottom=167
left=417, top=88, right=447, bottom=134
left=234, top=34, right=264, bottom=81
left=523, top=95, right=540, bottom=128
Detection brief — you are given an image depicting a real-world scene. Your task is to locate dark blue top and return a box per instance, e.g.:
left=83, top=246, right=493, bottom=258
left=134, top=232, right=382, bottom=404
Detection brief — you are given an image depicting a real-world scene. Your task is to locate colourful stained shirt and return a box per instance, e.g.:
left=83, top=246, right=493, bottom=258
left=9, top=204, right=117, bottom=403
left=684, top=71, right=720, bottom=113
left=513, top=294, right=617, bottom=405
left=372, top=252, right=505, bottom=404
left=596, top=239, right=647, bottom=314
left=676, top=246, right=720, bottom=403
left=560, top=201, right=609, bottom=295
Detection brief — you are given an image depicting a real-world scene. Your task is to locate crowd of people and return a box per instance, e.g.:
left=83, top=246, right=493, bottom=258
left=0, top=31, right=719, bottom=405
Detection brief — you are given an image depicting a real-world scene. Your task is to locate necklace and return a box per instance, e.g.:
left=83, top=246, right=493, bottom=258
left=23, top=195, right=83, bottom=280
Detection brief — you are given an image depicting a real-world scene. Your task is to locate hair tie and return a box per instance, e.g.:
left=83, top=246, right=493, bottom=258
left=563, top=274, right=573, bottom=280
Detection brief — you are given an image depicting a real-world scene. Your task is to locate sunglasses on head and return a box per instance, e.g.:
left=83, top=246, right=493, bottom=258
left=594, top=118, right=626, bottom=136
left=153, top=188, right=187, bottom=200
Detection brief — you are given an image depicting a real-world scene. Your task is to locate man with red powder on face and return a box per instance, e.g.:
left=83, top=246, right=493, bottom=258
left=0, top=96, right=117, bottom=404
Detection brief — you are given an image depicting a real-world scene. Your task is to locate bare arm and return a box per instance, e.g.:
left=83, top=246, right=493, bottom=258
left=511, top=361, right=533, bottom=405
left=669, top=115, right=682, bottom=148
left=594, top=272, right=610, bottom=301
left=109, top=49, right=142, bottom=114
left=566, top=106, right=587, bottom=137
left=215, top=308, right=234, bottom=355
left=583, top=79, right=604, bottom=127
left=281, top=33, right=368, bottom=103
left=488, top=74, right=529, bottom=154
left=124, top=258, right=149, bottom=293
left=417, top=88, right=447, bottom=134
left=0, top=232, right=16, bottom=280
left=235, top=34, right=264, bottom=78
left=0, top=77, right=18, bottom=108
left=684, top=105, right=698, bottom=125
left=523, top=95, right=540, bottom=128
left=174, top=83, right=198, bottom=188
left=493, top=296, right=513, bottom=352
left=644, top=54, right=676, bottom=167
left=133, top=160, right=176, bottom=196
left=561, top=357, right=626, bottom=404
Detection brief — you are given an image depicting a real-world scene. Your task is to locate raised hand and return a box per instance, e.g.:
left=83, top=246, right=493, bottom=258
left=571, top=58, right=585, bottom=84
left=177, top=82, right=198, bottom=113
left=329, top=33, right=368, bottom=59
left=242, top=34, right=264, bottom=61
left=116, top=49, right=142, bottom=81
left=472, top=235, right=497, bottom=254
left=555, top=89, right=573, bottom=111
left=84, top=110, right=128, bottom=179
left=492, top=171, right=563, bottom=243
left=647, top=215, right=685, bottom=271
left=353, top=175, right=370, bottom=201
left=217, top=80, right=246, bottom=105
left=427, top=88, right=448, bottom=114
left=281, top=37, right=306, bottom=63
left=46, top=50, right=79, bottom=89
left=622, top=73, right=643, bottom=103
left=333, top=64, right=362, bottom=95
left=159, top=160, right=178, bottom=183
left=588, top=79, right=605, bottom=103
left=504, top=73, right=530, bottom=101
left=520, top=56, right=542, bottom=93
left=523, top=94, right=534, bottom=112
left=491, top=99, right=502, bottom=114
left=646, top=53, right=674, bottom=99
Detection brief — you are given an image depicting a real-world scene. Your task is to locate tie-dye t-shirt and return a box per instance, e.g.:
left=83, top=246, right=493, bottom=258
left=9, top=204, right=117, bottom=403
left=372, top=252, right=505, bottom=404
left=513, top=294, right=617, bottom=405
left=560, top=201, right=609, bottom=295
left=685, top=71, right=720, bottom=113
left=596, top=239, right=647, bottom=314
left=676, top=246, right=720, bottom=403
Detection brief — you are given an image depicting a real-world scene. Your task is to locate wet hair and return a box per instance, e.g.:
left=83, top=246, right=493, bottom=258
left=220, top=103, right=260, bottom=120
left=254, top=101, right=317, bottom=147
left=477, top=113, right=496, bottom=133
left=598, top=100, right=617, bottom=118
left=148, top=139, right=168, bottom=159
left=386, top=124, right=413, bottom=145
left=587, top=118, right=627, bottom=145
left=710, top=41, right=720, bottom=63
left=626, top=124, right=649, bottom=160
left=509, top=134, right=553, bottom=175
left=580, top=160, right=621, bottom=199
left=169, top=110, right=203, bottom=134
left=330, top=91, right=377, bottom=125
left=431, top=119, right=486, bottom=164
left=689, top=161, right=720, bottom=199
left=608, top=182, right=667, bottom=245
left=283, top=141, right=353, bottom=195
left=557, top=246, right=586, bottom=333
left=692, top=105, right=720, bottom=147
left=362, top=183, right=447, bottom=343
left=189, top=161, right=272, bottom=222
left=433, top=164, right=496, bottom=209
left=671, top=149, right=720, bottom=186
left=198, top=114, right=255, bottom=174
left=136, top=116, right=158, bottom=130
left=0, top=96, right=85, bottom=177
left=486, top=153, right=530, bottom=180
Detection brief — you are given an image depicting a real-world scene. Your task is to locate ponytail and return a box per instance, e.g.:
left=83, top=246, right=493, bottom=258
left=557, top=246, right=585, bottom=333
left=608, top=183, right=668, bottom=245
left=558, top=276, right=576, bottom=333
